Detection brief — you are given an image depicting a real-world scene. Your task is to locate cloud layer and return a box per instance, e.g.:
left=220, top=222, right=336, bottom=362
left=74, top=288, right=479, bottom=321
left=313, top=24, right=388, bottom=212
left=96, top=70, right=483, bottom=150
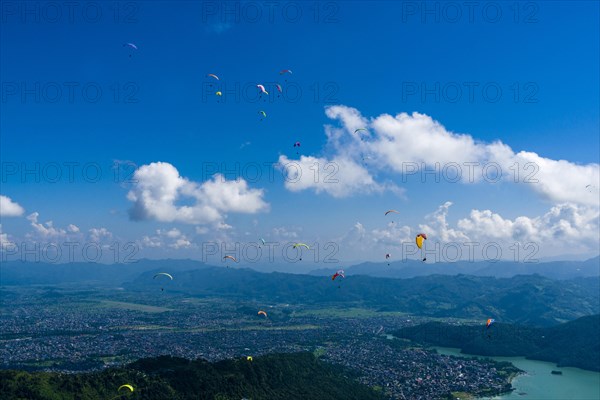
left=127, top=162, right=269, bottom=224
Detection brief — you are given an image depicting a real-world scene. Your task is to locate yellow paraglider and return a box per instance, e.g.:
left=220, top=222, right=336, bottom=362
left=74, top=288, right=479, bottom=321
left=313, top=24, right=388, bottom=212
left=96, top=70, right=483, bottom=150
left=416, top=233, right=427, bottom=262
left=247, top=356, right=253, bottom=361
left=216, top=91, right=222, bottom=96
left=118, top=384, right=134, bottom=393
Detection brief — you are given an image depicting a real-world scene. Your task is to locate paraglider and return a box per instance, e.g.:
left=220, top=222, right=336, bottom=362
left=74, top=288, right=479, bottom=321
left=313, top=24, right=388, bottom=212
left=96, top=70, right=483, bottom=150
left=332, top=269, right=345, bottom=280
left=223, top=255, right=237, bottom=267
left=293, top=243, right=309, bottom=261
left=276, top=84, right=283, bottom=98
left=258, top=310, right=268, bottom=318
left=259, top=238, right=266, bottom=248
left=153, top=272, right=173, bottom=292
left=279, top=69, right=293, bottom=75
left=332, top=269, right=345, bottom=288
left=385, top=209, right=399, bottom=223
left=118, top=384, right=134, bottom=393
left=123, top=43, right=138, bottom=57
left=354, top=128, right=369, bottom=141
left=256, top=84, right=268, bottom=95
left=258, top=110, right=267, bottom=120
left=293, top=141, right=301, bottom=155
left=247, top=356, right=253, bottom=361
left=385, top=253, right=391, bottom=266
left=216, top=91, right=222, bottom=96
left=207, top=73, right=220, bottom=81
left=416, top=233, right=427, bottom=262
left=484, top=318, right=496, bottom=340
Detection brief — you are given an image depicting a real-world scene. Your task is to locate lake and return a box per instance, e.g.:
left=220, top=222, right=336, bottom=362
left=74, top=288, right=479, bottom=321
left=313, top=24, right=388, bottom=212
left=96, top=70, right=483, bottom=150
left=434, top=347, right=600, bottom=400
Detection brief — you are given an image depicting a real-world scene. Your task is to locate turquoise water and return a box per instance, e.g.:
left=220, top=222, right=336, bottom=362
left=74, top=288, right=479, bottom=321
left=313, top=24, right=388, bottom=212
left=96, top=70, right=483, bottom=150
left=434, top=347, right=600, bottom=400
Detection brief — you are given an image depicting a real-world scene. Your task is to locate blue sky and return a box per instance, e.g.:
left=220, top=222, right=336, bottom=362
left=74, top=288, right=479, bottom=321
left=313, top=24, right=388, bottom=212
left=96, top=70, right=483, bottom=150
left=1, top=1, right=599, bottom=264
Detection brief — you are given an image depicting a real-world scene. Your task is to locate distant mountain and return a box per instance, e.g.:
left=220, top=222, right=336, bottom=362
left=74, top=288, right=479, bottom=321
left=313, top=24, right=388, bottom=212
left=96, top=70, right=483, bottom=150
left=3, top=260, right=599, bottom=327
left=392, top=315, right=600, bottom=371
left=309, top=256, right=600, bottom=280
left=0, top=258, right=209, bottom=286
left=124, top=267, right=599, bottom=327
left=0, top=352, right=383, bottom=400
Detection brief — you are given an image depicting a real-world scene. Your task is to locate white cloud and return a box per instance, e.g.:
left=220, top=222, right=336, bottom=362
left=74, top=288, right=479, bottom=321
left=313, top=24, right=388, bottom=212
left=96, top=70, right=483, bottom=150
left=277, top=155, right=401, bottom=198
left=88, top=227, right=112, bottom=243
left=307, top=105, right=600, bottom=206
left=0, top=224, right=15, bottom=251
left=457, top=203, right=600, bottom=250
left=26, top=212, right=68, bottom=239
left=0, top=195, right=24, bottom=217
left=140, top=227, right=193, bottom=250
left=67, top=224, right=80, bottom=233
left=127, top=162, right=269, bottom=225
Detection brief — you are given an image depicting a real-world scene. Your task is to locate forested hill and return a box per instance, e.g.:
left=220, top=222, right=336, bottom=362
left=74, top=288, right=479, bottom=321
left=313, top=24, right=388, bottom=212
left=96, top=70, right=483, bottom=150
left=0, top=352, right=384, bottom=400
left=393, top=315, right=600, bottom=371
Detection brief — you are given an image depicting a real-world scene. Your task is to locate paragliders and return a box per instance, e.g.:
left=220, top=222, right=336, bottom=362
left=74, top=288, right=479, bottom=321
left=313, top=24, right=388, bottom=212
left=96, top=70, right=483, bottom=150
left=484, top=318, right=496, bottom=340
left=123, top=43, right=138, bottom=58
left=259, top=238, right=266, bottom=248
left=293, top=141, right=301, bottom=155
left=223, top=255, right=237, bottom=267
left=279, top=69, right=292, bottom=82
left=385, top=253, right=391, bottom=266
left=216, top=91, right=222, bottom=96
left=293, top=243, right=309, bottom=261
left=258, top=110, right=267, bottom=121
left=332, top=269, right=345, bottom=288
left=207, top=73, right=220, bottom=81
left=276, top=84, right=283, bottom=98
left=354, top=128, right=369, bottom=141
left=258, top=310, right=268, bottom=318
left=153, top=272, right=173, bottom=292
left=416, top=233, right=427, bottom=262
left=385, top=209, right=399, bottom=223
left=118, top=384, right=134, bottom=393
left=246, top=356, right=253, bottom=361
left=256, top=84, right=269, bottom=95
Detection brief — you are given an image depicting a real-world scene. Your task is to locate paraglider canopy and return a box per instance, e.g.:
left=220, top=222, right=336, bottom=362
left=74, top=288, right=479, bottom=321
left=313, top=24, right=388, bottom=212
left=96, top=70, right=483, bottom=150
left=207, top=73, right=219, bottom=80
left=279, top=69, right=293, bottom=75
left=332, top=269, right=345, bottom=280
left=293, top=243, right=309, bottom=249
left=153, top=272, right=173, bottom=280
left=118, top=384, right=135, bottom=393
left=258, top=310, right=268, bottom=317
left=486, top=318, right=495, bottom=328
left=246, top=356, right=253, bottom=361
left=385, top=210, right=399, bottom=216
left=223, top=255, right=237, bottom=262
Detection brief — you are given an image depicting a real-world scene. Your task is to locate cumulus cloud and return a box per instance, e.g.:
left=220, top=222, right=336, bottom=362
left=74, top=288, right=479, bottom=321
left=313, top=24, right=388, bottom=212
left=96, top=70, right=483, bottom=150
left=0, top=224, right=15, bottom=251
left=26, top=212, right=69, bottom=239
left=127, top=162, right=268, bottom=225
left=0, top=195, right=24, bottom=217
left=299, top=105, right=600, bottom=205
left=337, top=202, right=599, bottom=260
left=457, top=203, right=599, bottom=250
left=88, top=228, right=112, bottom=243
left=140, top=227, right=193, bottom=250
